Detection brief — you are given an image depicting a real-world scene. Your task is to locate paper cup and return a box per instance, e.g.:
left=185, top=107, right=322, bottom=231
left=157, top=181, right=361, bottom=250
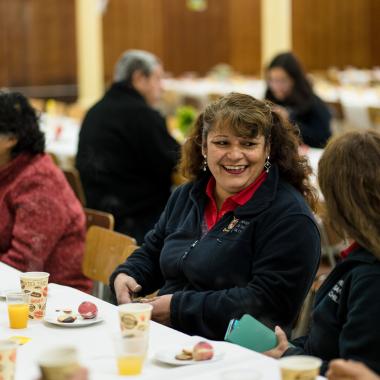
left=0, top=340, right=17, bottom=380
left=20, top=272, right=49, bottom=320
left=279, top=356, right=322, bottom=380
left=38, top=346, right=79, bottom=380
left=118, top=303, right=153, bottom=337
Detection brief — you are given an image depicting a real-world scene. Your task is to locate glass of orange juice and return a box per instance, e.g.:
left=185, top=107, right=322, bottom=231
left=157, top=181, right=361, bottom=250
left=6, top=291, right=30, bottom=329
left=113, top=334, right=147, bottom=376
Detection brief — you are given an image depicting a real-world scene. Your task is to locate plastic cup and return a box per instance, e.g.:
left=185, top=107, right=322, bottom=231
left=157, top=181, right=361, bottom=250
left=20, top=272, right=49, bottom=320
left=0, top=340, right=17, bottom=380
left=118, top=303, right=153, bottom=337
left=113, top=335, right=147, bottom=376
left=6, top=291, right=30, bottom=329
left=38, top=346, right=80, bottom=380
left=279, top=355, right=322, bottom=380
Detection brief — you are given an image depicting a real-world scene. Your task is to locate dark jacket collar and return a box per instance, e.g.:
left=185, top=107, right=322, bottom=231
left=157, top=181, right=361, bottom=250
left=343, top=246, right=379, bottom=265
left=189, top=164, right=280, bottom=218
left=106, top=82, right=147, bottom=104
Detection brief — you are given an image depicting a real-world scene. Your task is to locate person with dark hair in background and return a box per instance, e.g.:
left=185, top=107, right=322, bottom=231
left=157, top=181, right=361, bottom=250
left=0, top=91, right=91, bottom=292
left=265, top=130, right=380, bottom=376
left=265, top=52, right=332, bottom=148
left=110, top=93, right=320, bottom=340
left=76, top=50, right=180, bottom=244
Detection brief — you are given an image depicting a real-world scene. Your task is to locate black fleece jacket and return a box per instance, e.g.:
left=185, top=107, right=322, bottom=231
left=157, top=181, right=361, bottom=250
left=76, top=83, right=180, bottom=224
left=285, top=247, right=380, bottom=376
left=110, top=165, right=321, bottom=339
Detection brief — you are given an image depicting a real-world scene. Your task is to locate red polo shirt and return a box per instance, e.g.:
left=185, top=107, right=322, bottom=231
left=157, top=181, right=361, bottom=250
left=204, top=171, right=268, bottom=230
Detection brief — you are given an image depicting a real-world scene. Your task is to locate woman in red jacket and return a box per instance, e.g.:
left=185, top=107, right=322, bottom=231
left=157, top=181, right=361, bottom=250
left=0, top=91, right=91, bottom=292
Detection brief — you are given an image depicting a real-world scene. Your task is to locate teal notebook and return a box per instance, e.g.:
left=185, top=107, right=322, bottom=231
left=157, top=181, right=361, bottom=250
left=224, top=314, right=278, bottom=353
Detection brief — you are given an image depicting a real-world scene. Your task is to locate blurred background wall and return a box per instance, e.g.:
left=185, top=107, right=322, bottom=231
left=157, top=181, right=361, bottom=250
left=1, top=0, right=379, bottom=100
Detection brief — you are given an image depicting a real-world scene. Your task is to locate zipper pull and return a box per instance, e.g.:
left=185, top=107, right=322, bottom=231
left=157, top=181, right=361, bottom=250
left=182, top=240, right=199, bottom=260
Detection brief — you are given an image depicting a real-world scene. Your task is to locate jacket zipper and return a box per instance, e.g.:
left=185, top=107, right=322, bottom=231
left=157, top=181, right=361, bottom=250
left=182, top=239, right=199, bottom=261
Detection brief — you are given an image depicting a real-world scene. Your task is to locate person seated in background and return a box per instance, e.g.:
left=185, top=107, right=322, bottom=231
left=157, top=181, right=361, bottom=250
left=110, top=93, right=321, bottom=340
left=327, top=360, right=380, bottom=380
left=265, top=52, right=331, bottom=148
left=76, top=50, right=180, bottom=244
left=0, top=91, right=91, bottom=293
left=265, top=130, right=380, bottom=375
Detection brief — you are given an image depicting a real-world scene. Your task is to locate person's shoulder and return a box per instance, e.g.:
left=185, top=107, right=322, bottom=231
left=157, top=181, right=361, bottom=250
left=17, top=154, right=67, bottom=190
left=310, top=94, right=330, bottom=112
left=350, top=257, right=380, bottom=279
left=169, top=181, right=194, bottom=201
left=274, top=179, right=315, bottom=217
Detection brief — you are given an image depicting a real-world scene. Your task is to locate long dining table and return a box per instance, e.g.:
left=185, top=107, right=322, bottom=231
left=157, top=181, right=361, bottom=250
left=0, top=262, right=326, bottom=380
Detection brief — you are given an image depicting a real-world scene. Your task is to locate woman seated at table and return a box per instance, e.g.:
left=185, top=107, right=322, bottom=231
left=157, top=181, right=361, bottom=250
left=265, top=130, right=380, bottom=375
left=265, top=52, right=332, bottom=148
left=111, top=93, right=320, bottom=339
left=0, top=91, right=91, bottom=292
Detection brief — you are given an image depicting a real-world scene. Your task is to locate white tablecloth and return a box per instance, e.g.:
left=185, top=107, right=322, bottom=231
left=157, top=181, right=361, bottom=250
left=0, top=262, right=327, bottom=380
left=39, top=113, right=80, bottom=167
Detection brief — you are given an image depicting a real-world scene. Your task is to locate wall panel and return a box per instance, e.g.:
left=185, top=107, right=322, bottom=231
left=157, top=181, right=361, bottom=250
left=102, top=0, right=261, bottom=78
left=0, top=0, right=76, bottom=88
left=102, top=0, right=164, bottom=83
left=292, top=0, right=380, bottom=70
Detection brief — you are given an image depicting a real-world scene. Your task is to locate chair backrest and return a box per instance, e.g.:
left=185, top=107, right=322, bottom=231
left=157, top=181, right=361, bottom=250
left=82, top=226, right=138, bottom=286
left=84, top=208, right=115, bottom=230
left=62, top=167, right=86, bottom=206
left=368, top=106, right=380, bottom=128
left=326, top=100, right=344, bottom=120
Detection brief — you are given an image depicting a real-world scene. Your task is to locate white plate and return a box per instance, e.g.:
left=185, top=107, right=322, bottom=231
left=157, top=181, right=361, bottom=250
left=154, top=345, right=224, bottom=366
left=44, top=312, right=103, bottom=327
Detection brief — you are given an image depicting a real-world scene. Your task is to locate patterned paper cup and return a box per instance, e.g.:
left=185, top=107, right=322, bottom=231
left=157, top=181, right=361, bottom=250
left=38, top=346, right=79, bottom=380
left=118, top=303, right=153, bottom=337
left=20, top=272, right=50, bottom=320
left=0, top=340, right=17, bottom=380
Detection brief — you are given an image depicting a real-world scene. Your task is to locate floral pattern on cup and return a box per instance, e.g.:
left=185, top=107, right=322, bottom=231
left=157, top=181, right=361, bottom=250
left=118, top=304, right=152, bottom=337
left=0, top=340, right=17, bottom=380
left=20, top=272, right=49, bottom=320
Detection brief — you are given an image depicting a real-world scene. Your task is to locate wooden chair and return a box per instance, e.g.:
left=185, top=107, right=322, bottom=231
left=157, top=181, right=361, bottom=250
left=368, top=106, right=380, bottom=129
left=62, top=167, right=86, bottom=206
left=82, top=226, right=138, bottom=299
left=292, top=257, right=332, bottom=339
left=326, top=100, right=346, bottom=134
left=84, top=208, right=115, bottom=231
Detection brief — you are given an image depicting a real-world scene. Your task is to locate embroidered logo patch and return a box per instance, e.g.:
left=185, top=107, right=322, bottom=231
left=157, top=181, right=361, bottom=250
left=328, top=279, right=344, bottom=303
left=222, top=217, right=250, bottom=234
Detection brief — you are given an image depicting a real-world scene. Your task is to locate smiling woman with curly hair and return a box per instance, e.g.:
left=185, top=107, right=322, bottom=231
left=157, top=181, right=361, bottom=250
left=0, top=91, right=92, bottom=292
left=111, top=93, right=320, bottom=340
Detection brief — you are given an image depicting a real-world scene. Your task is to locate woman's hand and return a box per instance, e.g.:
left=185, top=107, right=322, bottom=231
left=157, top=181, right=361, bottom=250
left=263, top=326, right=289, bottom=359
left=327, top=359, right=380, bottom=380
left=146, top=294, right=173, bottom=326
left=114, top=273, right=142, bottom=305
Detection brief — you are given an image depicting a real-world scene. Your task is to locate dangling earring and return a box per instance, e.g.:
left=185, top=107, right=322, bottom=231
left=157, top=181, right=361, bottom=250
left=202, top=155, right=207, bottom=172
left=264, top=155, right=271, bottom=173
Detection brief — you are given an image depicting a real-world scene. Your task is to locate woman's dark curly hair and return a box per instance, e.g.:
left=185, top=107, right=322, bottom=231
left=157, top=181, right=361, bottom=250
left=0, top=91, right=45, bottom=157
left=179, top=92, right=318, bottom=211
